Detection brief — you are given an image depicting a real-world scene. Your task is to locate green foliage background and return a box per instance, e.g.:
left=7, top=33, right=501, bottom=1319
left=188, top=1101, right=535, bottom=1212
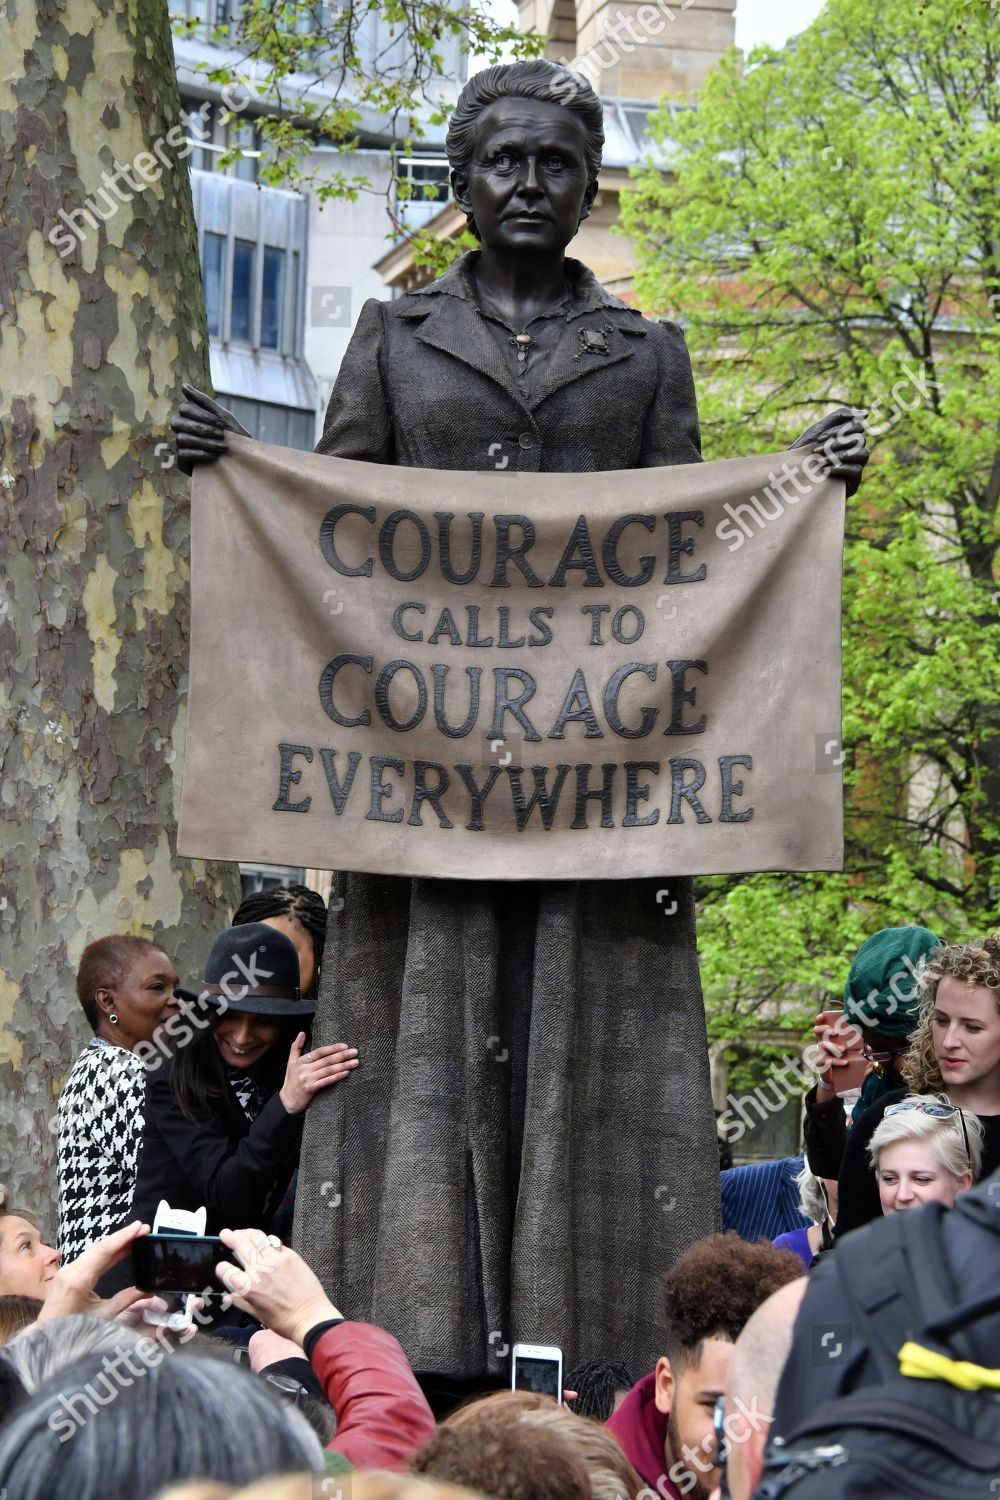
left=620, top=0, right=1000, bottom=1049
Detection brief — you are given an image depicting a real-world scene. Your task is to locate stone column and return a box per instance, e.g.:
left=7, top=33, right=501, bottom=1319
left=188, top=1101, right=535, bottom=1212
left=514, top=0, right=736, bottom=99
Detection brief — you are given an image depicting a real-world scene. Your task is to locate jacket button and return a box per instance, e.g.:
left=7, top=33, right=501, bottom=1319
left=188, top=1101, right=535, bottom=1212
left=519, top=432, right=535, bottom=450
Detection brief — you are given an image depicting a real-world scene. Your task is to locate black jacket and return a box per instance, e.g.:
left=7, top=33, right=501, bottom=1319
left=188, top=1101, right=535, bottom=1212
left=129, top=1054, right=303, bottom=1235
left=802, top=1067, right=908, bottom=1180
left=316, top=253, right=701, bottom=474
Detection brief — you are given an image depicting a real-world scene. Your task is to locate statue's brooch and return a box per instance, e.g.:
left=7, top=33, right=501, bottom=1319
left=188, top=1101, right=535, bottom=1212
left=575, top=325, right=612, bottom=359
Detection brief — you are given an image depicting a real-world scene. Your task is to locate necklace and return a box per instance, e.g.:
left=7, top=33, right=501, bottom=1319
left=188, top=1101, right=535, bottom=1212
left=474, top=272, right=572, bottom=363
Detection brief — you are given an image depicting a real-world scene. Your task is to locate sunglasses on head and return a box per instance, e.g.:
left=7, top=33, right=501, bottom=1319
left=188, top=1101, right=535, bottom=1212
left=884, top=1095, right=972, bottom=1167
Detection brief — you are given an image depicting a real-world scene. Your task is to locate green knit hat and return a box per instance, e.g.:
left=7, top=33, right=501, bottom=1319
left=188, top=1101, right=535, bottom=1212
left=842, top=925, right=941, bottom=1038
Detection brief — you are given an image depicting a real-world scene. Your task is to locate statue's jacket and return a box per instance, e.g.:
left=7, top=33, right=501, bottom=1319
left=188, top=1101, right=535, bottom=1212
left=317, top=251, right=702, bottom=474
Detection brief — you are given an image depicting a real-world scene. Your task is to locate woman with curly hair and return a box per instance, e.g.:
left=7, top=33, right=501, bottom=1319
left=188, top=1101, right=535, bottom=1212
left=835, top=934, right=1000, bottom=1236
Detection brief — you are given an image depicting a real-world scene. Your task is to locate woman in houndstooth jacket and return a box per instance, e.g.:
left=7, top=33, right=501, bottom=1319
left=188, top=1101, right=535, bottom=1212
left=56, top=937, right=179, bottom=1262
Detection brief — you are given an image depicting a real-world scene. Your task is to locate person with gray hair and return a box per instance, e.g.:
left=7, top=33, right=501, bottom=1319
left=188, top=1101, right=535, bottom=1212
left=0, top=1314, right=146, bottom=1393
left=867, top=1093, right=982, bottom=1216
left=771, top=1162, right=837, bottom=1269
left=0, top=1346, right=323, bottom=1500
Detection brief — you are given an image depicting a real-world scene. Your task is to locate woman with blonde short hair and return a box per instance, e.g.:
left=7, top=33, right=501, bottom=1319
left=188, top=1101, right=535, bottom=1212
left=867, top=1094, right=983, bottom=1215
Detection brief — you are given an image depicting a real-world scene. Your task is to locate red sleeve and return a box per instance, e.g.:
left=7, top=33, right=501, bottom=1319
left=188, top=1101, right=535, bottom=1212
left=309, top=1320, right=435, bottom=1469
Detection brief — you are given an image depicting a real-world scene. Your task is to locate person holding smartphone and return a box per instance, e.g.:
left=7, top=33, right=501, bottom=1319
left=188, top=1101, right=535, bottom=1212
left=127, top=924, right=358, bottom=1240
left=802, top=925, right=940, bottom=1181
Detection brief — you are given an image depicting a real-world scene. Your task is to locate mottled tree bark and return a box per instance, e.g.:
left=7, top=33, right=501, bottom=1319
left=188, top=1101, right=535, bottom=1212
left=0, top=0, right=240, bottom=1220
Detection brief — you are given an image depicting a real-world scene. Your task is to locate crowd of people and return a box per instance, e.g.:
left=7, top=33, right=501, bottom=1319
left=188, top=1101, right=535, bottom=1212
left=1, top=904, right=998, bottom=1498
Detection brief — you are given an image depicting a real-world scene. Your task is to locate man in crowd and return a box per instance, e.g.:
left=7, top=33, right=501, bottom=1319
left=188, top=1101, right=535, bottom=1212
left=606, top=1234, right=802, bottom=1499
left=715, top=1279, right=808, bottom=1500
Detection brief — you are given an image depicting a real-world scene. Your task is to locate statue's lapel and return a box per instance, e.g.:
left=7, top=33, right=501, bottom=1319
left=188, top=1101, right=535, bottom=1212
left=410, top=297, right=527, bottom=410
left=527, top=317, right=642, bottom=412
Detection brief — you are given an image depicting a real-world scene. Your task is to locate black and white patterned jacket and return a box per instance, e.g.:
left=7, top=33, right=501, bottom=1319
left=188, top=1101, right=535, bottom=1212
left=56, top=1037, right=145, bottom=1263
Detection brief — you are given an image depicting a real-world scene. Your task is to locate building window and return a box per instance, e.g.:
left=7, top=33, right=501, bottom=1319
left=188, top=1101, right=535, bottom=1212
left=395, top=156, right=451, bottom=230
left=231, top=120, right=259, bottom=183
left=215, top=0, right=242, bottom=29
left=224, top=397, right=315, bottom=450
left=189, top=166, right=310, bottom=363
left=231, top=239, right=255, bottom=342
left=202, top=231, right=225, bottom=338
left=261, top=246, right=285, bottom=350
left=239, top=863, right=306, bottom=901
left=179, top=93, right=259, bottom=182
left=174, top=0, right=211, bottom=35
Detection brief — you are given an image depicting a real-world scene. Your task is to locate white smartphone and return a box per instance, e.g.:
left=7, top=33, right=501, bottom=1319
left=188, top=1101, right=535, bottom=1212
left=511, top=1342, right=563, bottom=1403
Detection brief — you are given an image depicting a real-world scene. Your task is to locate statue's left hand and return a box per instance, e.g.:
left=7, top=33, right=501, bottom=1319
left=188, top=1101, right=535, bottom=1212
left=790, top=406, right=869, bottom=497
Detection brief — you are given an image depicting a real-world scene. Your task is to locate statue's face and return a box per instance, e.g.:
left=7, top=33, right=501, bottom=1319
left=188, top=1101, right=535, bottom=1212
left=452, top=97, right=598, bottom=255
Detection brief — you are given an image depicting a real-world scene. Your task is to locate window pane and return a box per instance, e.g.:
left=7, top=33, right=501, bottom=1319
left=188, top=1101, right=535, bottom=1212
left=178, top=0, right=210, bottom=31
left=261, top=246, right=284, bottom=349
left=231, top=240, right=254, bottom=342
left=180, top=97, right=211, bottom=171
left=288, top=408, right=315, bottom=451
left=232, top=121, right=257, bottom=183
left=291, top=250, right=300, bottom=350
left=202, top=232, right=225, bottom=338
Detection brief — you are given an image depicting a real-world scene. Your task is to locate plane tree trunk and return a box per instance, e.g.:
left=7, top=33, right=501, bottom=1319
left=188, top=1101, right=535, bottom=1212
left=0, top=0, right=240, bottom=1221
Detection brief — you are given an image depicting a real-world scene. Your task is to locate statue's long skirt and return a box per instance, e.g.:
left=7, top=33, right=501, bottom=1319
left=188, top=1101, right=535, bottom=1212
left=294, top=872, right=719, bottom=1377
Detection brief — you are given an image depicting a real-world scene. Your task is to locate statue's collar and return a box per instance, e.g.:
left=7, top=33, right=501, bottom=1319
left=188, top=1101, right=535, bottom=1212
left=409, top=251, right=631, bottom=318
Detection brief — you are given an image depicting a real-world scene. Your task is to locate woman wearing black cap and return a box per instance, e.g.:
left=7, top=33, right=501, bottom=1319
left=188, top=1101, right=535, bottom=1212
left=129, top=923, right=357, bottom=1236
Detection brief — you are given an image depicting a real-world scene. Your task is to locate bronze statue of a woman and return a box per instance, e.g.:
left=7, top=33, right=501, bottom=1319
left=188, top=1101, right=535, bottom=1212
left=175, top=60, right=867, bottom=1378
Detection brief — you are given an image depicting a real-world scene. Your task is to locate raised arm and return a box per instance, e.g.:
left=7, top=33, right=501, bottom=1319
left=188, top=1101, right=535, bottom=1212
left=217, top=1228, right=436, bottom=1470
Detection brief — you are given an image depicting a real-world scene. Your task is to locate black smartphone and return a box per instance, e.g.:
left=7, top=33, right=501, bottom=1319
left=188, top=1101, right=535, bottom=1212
left=131, top=1233, right=236, bottom=1294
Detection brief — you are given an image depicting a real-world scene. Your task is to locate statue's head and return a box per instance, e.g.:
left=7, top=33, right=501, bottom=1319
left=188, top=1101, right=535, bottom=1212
left=446, top=61, right=605, bottom=252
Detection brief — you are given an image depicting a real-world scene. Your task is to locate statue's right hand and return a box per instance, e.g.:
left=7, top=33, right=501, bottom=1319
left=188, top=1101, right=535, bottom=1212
left=171, top=382, right=251, bottom=475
